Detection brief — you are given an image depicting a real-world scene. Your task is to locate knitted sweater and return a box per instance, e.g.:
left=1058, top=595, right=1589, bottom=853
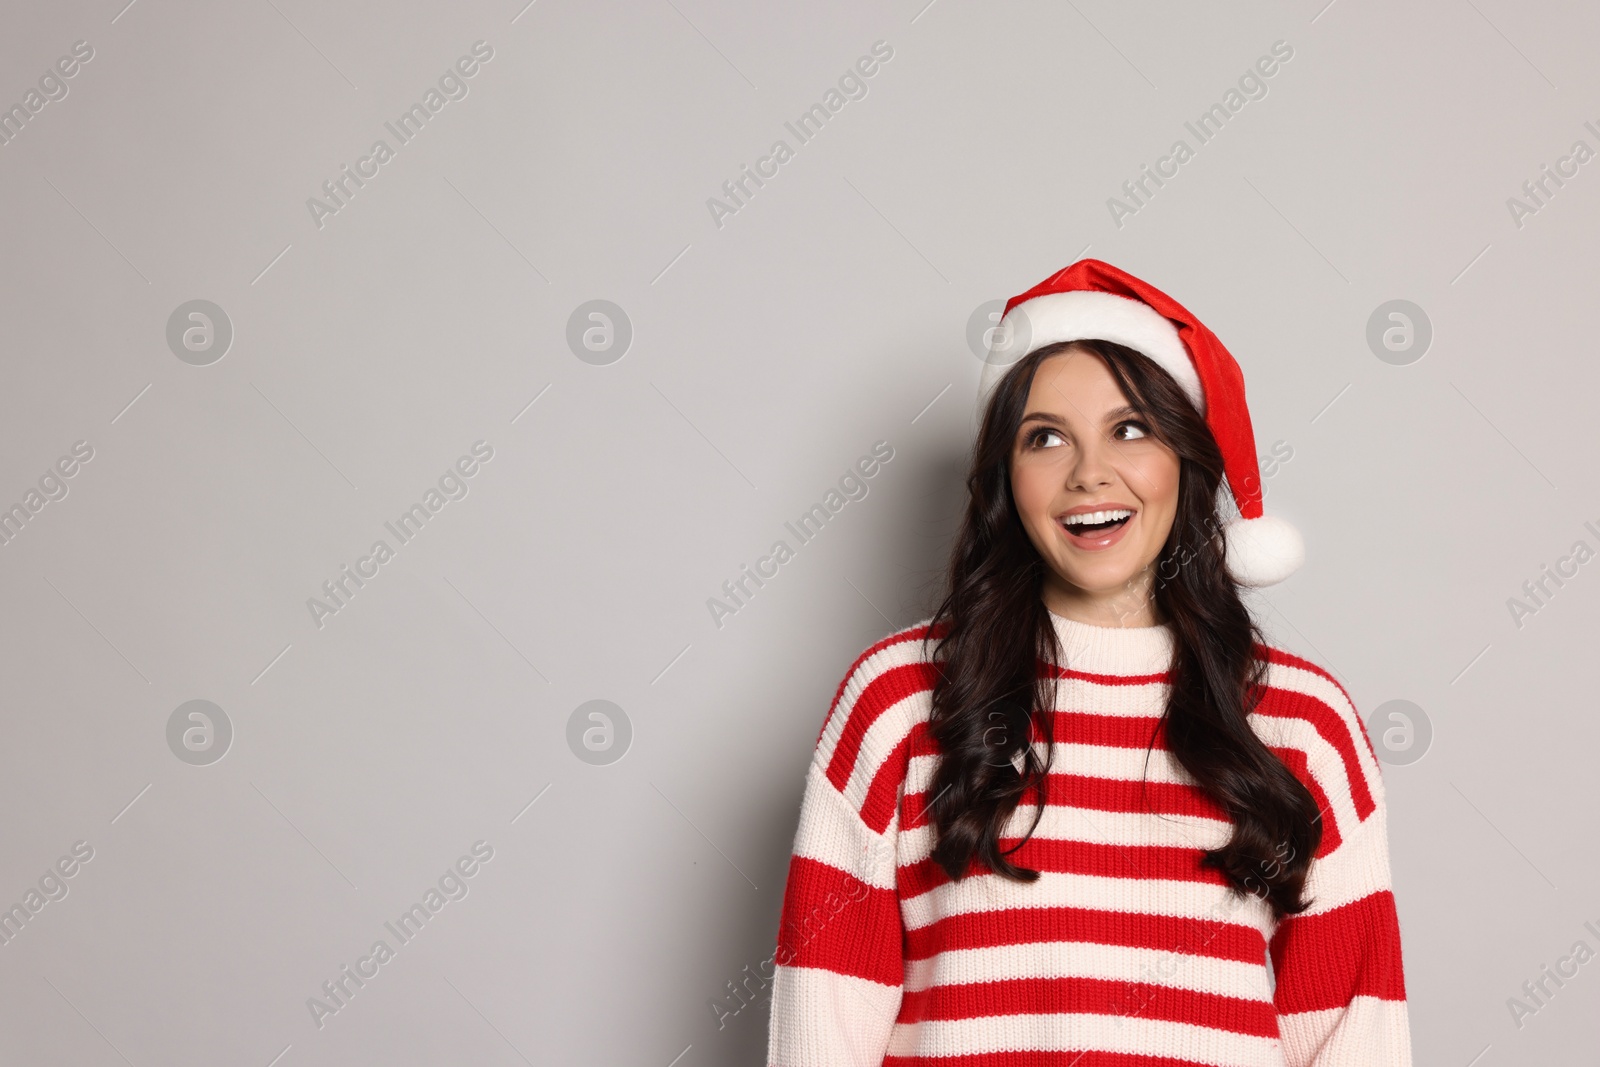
left=766, top=610, right=1411, bottom=1067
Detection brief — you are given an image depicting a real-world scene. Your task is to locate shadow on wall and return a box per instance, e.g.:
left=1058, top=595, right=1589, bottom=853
left=711, top=427, right=968, bottom=1062
left=893, top=440, right=973, bottom=625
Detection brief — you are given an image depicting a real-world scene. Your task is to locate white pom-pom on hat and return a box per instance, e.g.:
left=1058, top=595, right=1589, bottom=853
left=1223, top=514, right=1305, bottom=588
left=979, top=258, right=1303, bottom=587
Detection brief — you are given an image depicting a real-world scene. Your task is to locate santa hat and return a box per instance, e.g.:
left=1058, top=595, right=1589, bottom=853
left=977, top=258, right=1303, bottom=587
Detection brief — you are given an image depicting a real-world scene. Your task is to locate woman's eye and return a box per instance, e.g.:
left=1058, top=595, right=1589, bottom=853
left=1114, top=421, right=1150, bottom=441
left=1028, top=428, right=1064, bottom=448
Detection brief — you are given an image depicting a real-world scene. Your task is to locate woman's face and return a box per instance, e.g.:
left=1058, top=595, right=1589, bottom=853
left=1009, top=347, right=1182, bottom=626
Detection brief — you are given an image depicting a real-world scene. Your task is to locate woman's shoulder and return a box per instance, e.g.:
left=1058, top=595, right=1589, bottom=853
left=807, top=616, right=943, bottom=800
left=1248, top=638, right=1390, bottom=835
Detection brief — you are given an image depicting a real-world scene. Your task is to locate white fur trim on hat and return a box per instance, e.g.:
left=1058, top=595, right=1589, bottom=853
left=979, top=290, right=1204, bottom=413
left=1224, top=514, right=1305, bottom=587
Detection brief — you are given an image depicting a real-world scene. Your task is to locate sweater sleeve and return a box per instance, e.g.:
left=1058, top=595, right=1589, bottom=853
left=1268, top=716, right=1413, bottom=1066
left=767, top=650, right=917, bottom=1067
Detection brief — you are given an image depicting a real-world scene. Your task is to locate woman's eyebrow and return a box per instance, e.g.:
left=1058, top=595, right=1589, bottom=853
left=1019, top=405, right=1140, bottom=427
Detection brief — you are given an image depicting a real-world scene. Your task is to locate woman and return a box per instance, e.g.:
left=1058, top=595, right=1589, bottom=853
left=765, top=261, right=1411, bottom=1066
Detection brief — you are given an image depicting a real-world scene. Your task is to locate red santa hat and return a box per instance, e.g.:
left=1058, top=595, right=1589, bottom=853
left=977, top=258, right=1303, bottom=587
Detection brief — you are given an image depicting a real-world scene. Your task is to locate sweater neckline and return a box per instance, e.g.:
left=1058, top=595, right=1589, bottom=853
left=1046, top=607, right=1175, bottom=676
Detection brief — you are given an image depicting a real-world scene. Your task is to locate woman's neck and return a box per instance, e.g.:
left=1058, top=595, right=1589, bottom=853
left=1042, top=572, right=1164, bottom=628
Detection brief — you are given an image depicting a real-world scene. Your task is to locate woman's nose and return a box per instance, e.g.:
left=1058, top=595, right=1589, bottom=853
left=1066, top=435, right=1114, bottom=491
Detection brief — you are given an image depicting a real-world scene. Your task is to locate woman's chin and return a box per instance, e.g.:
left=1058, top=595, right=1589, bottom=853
left=1049, top=552, right=1157, bottom=600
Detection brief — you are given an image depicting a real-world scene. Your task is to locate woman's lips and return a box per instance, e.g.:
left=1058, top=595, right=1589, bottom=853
left=1058, top=512, right=1133, bottom=550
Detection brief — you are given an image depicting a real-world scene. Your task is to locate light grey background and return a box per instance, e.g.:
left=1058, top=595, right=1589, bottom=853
left=0, top=0, right=1594, bottom=1063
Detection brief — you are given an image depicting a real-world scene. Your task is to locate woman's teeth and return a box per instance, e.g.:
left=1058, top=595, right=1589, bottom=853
left=1062, top=509, right=1132, bottom=534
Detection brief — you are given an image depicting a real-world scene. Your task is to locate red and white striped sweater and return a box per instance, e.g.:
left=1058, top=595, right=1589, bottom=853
left=767, top=609, right=1411, bottom=1067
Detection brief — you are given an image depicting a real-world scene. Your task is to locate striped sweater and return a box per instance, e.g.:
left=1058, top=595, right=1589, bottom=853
left=766, top=609, right=1411, bottom=1066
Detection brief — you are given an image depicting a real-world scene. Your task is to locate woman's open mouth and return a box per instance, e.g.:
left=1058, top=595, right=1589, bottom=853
left=1058, top=508, right=1134, bottom=549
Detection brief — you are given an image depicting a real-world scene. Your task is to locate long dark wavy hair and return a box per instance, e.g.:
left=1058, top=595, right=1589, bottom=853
left=920, top=338, right=1322, bottom=921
